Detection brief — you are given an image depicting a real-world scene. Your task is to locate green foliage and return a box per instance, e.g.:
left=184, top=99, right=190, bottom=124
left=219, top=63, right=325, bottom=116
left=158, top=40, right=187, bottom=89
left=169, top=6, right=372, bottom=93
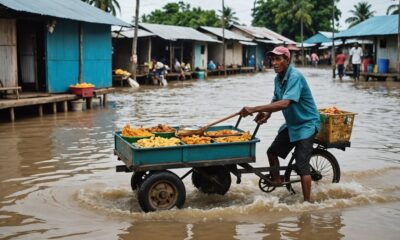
left=141, top=2, right=239, bottom=28
left=252, top=0, right=341, bottom=41
left=345, top=1, right=375, bottom=28
left=218, top=7, right=240, bottom=28
left=386, top=3, right=399, bottom=15
left=81, top=0, right=121, bottom=16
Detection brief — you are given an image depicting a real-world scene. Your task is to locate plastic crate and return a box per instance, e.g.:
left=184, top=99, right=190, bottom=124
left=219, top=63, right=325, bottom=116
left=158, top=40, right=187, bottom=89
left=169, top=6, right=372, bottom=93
left=315, top=109, right=356, bottom=144
left=69, top=86, right=94, bottom=97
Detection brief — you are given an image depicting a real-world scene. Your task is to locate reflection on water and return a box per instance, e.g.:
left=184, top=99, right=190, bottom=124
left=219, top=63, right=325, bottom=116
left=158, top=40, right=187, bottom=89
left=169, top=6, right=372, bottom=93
left=0, top=68, right=400, bottom=239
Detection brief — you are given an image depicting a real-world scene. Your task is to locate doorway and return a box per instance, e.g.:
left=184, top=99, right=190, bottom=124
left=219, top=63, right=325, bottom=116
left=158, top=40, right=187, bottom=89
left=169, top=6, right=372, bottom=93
left=17, top=20, right=46, bottom=92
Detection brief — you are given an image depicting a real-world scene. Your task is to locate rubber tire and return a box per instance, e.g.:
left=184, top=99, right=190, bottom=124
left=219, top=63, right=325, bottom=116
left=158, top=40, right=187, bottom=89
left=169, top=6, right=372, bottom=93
left=131, top=171, right=147, bottom=191
left=137, top=170, right=185, bottom=212
left=192, top=166, right=231, bottom=195
left=284, top=148, right=340, bottom=193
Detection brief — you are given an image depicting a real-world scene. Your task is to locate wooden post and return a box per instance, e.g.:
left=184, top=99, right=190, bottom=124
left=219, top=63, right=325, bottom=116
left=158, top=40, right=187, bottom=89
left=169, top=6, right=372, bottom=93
left=131, top=0, right=140, bottom=81
left=62, top=101, right=68, bottom=112
left=86, top=97, right=92, bottom=109
left=38, top=105, right=43, bottom=117
left=9, top=107, right=15, bottom=122
left=103, top=94, right=107, bottom=106
left=52, top=102, right=57, bottom=113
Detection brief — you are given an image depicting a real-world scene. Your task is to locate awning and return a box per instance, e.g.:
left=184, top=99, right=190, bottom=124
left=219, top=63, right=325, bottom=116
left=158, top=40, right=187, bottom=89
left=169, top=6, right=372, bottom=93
left=239, top=41, right=257, bottom=46
left=256, top=39, right=282, bottom=44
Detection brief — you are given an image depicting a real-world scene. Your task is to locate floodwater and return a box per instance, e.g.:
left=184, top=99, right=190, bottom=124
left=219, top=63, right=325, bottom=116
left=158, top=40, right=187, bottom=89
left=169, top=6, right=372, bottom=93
left=0, top=68, right=399, bottom=239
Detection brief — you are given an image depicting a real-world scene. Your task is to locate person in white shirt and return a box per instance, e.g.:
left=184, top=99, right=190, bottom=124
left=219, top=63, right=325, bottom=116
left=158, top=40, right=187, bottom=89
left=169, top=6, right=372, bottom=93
left=349, top=42, right=363, bottom=81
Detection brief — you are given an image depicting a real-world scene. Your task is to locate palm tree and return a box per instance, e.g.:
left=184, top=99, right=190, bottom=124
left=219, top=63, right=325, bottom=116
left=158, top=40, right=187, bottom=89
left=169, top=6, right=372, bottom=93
left=345, top=1, right=375, bottom=28
left=386, top=2, right=399, bottom=15
left=82, top=0, right=121, bottom=16
left=275, top=0, right=313, bottom=65
left=218, top=6, right=240, bottom=28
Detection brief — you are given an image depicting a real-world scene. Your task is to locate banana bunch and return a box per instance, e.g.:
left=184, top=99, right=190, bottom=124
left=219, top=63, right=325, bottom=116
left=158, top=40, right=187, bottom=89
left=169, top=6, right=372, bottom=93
left=115, top=69, right=131, bottom=76
left=136, top=136, right=181, bottom=148
left=214, top=132, right=252, bottom=143
left=70, top=82, right=94, bottom=88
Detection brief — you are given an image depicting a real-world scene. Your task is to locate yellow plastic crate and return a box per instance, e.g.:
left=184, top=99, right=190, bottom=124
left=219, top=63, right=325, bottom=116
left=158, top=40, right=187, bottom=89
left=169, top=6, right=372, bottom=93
left=315, top=109, right=356, bottom=144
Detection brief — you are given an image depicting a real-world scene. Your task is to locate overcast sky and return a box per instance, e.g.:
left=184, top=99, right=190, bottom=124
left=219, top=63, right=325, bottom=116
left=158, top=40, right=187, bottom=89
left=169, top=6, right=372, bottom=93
left=117, top=0, right=395, bottom=30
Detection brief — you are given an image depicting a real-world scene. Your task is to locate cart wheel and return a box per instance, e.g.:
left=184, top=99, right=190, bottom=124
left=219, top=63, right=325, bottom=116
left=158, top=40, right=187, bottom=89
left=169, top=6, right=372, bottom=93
left=131, top=171, right=149, bottom=191
left=137, top=170, right=186, bottom=212
left=284, top=148, right=341, bottom=194
left=258, top=176, right=276, bottom=193
left=192, top=166, right=231, bottom=195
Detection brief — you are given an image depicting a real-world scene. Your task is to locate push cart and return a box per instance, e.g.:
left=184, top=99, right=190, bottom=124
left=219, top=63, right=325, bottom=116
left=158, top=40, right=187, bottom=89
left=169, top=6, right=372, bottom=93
left=114, top=116, right=349, bottom=212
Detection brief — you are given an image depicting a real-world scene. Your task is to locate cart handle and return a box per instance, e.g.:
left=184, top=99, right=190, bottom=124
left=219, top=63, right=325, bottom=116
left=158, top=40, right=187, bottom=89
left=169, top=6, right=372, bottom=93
left=234, top=115, right=261, bottom=140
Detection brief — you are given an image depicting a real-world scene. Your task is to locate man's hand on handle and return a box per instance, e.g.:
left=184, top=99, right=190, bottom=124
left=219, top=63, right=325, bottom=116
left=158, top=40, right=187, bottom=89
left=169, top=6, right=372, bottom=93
left=254, top=112, right=271, bottom=124
left=239, top=107, right=255, bottom=117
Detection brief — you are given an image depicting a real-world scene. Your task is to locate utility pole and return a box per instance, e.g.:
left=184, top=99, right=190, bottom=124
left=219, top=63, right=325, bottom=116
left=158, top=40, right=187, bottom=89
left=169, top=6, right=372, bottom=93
left=131, top=0, right=140, bottom=81
left=397, top=0, right=400, bottom=74
left=78, top=22, right=83, bottom=83
left=222, top=0, right=227, bottom=77
left=331, top=0, right=336, bottom=79
left=301, top=19, right=304, bottom=66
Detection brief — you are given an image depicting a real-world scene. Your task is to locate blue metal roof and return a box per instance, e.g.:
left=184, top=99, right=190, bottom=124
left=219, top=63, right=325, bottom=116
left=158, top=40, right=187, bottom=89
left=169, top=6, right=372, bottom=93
left=336, top=15, right=398, bottom=38
left=0, top=0, right=130, bottom=26
left=304, top=32, right=332, bottom=44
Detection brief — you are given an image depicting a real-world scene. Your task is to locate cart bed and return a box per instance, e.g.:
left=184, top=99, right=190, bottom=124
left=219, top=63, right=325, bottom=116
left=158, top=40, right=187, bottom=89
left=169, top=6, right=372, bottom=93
left=114, top=125, right=260, bottom=171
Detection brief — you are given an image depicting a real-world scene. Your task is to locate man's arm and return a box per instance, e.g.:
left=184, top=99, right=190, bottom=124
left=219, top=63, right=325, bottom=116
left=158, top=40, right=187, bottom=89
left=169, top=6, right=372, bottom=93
left=240, top=99, right=291, bottom=117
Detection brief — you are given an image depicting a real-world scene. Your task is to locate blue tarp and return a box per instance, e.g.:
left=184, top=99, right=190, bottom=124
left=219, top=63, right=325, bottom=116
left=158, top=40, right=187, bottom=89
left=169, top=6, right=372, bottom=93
left=0, top=0, right=129, bottom=26
left=336, top=15, right=398, bottom=38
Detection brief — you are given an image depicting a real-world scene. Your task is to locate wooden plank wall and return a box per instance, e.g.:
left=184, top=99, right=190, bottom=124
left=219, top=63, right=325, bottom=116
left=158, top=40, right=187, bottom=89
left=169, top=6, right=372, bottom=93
left=0, top=19, right=17, bottom=87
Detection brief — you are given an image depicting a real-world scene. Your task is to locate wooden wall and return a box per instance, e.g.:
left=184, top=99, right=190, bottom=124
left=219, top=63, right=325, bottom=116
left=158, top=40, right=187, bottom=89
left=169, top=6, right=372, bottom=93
left=0, top=19, right=17, bottom=87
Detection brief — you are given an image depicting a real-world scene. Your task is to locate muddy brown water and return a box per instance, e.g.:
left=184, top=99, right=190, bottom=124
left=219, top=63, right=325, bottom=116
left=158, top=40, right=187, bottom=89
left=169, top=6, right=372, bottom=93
left=1, top=68, right=399, bottom=239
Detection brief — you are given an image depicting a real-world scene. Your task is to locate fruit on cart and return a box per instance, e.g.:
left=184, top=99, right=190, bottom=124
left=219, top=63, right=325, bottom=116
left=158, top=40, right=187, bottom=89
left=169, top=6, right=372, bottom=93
left=205, top=129, right=239, bottom=137
left=70, top=82, right=94, bottom=88
left=320, top=106, right=342, bottom=115
left=181, top=135, right=212, bottom=144
left=136, top=136, right=181, bottom=148
left=214, top=132, right=252, bottom=143
left=121, top=124, right=153, bottom=137
left=146, top=124, right=176, bottom=133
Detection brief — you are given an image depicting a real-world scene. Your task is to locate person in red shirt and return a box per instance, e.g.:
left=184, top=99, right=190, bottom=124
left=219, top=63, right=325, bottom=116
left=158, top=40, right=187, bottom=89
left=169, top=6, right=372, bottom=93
left=336, top=50, right=346, bottom=80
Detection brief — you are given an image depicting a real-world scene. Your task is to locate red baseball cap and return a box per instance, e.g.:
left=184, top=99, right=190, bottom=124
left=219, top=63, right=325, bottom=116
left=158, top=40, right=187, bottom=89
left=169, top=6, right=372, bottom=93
left=267, top=46, right=290, bottom=59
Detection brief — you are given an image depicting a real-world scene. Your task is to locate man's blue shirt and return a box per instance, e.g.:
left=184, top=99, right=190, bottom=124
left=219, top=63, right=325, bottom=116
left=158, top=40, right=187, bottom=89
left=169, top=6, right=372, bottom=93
left=272, top=65, right=320, bottom=142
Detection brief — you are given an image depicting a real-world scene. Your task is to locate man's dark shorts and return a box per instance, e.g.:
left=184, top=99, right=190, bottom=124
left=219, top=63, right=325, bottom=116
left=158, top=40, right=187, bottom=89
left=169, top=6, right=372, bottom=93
left=268, top=128, right=315, bottom=176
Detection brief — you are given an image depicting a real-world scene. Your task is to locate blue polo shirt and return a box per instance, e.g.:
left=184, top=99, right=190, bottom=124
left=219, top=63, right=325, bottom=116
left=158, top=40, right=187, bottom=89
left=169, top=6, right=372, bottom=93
left=272, top=65, right=320, bottom=142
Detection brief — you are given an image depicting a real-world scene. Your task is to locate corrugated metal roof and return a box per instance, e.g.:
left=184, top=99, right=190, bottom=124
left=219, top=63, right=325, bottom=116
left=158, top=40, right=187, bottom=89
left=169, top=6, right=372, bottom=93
left=139, top=23, right=220, bottom=43
left=304, top=32, right=332, bottom=44
left=199, top=26, right=252, bottom=42
left=239, top=41, right=257, bottom=46
left=0, top=0, right=130, bottom=26
left=336, top=15, right=398, bottom=38
left=112, top=28, right=155, bottom=38
left=232, top=25, right=297, bottom=44
left=256, top=39, right=282, bottom=44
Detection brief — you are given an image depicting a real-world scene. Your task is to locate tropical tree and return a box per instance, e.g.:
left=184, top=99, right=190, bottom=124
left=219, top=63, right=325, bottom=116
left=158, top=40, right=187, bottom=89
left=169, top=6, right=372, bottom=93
left=141, top=2, right=224, bottom=28
left=386, top=2, right=399, bottom=15
left=252, top=0, right=340, bottom=41
left=81, top=0, right=121, bottom=16
left=274, top=0, right=313, bottom=65
left=218, top=7, right=240, bottom=28
left=345, top=1, right=375, bottom=27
